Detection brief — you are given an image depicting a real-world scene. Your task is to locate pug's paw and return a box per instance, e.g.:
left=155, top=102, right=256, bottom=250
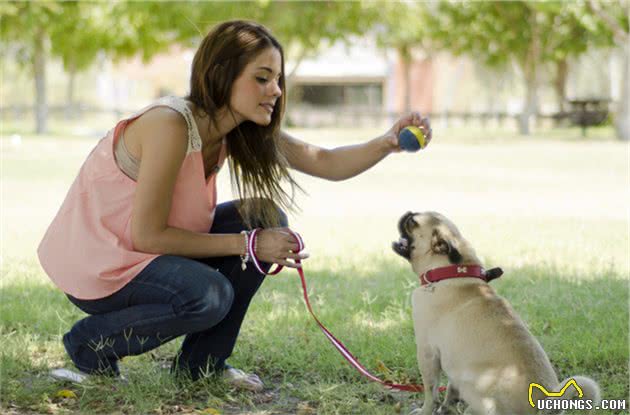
left=435, top=404, right=458, bottom=415
left=408, top=406, right=435, bottom=415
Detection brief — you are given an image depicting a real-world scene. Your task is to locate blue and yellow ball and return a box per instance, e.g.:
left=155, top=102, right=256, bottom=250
left=398, top=126, right=427, bottom=152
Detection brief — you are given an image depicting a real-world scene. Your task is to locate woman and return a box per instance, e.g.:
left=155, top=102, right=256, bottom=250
left=38, top=20, right=432, bottom=391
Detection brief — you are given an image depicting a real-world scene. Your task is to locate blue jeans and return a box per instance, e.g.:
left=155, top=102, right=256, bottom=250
left=63, top=201, right=287, bottom=380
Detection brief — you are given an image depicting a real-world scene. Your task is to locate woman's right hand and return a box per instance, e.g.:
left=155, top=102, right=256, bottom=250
left=254, top=228, right=309, bottom=268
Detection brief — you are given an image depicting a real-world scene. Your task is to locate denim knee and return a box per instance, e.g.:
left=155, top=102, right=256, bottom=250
left=177, top=272, right=234, bottom=331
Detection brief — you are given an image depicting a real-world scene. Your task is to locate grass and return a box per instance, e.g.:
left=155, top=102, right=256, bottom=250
left=1, top=125, right=628, bottom=414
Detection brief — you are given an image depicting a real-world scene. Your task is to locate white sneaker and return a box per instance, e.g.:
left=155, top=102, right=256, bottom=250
left=50, top=368, right=127, bottom=384
left=222, top=367, right=264, bottom=392
left=50, top=368, right=88, bottom=383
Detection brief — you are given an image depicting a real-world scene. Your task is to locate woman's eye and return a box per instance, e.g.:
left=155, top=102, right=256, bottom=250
left=256, top=77, right=268, bottom=84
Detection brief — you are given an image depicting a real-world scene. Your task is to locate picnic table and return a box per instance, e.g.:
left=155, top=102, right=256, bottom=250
left=567, top=98, right=610, bottom=137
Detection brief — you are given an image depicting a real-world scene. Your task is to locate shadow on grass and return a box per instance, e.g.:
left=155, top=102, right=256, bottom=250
left=1, top=259, right=628, bottom=414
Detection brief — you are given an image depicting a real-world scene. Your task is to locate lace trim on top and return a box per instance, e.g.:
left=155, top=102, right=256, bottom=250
left=114, top=96, right=203, bottom=180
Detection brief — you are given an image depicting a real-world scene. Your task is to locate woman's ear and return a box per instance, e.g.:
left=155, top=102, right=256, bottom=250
left=431, top=229, right=462, bottom=264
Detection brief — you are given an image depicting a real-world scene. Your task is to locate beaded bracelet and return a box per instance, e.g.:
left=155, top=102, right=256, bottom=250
left=240, top=230, right=250, bottom=270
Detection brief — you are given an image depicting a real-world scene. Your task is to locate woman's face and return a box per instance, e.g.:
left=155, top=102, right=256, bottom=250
left=230, top=47, right=283, bottom=126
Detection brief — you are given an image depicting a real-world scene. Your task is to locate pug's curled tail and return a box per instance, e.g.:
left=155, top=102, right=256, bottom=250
left=542, top=375, right=601, bottom=414
left=562, top=375, right=600, bottom=404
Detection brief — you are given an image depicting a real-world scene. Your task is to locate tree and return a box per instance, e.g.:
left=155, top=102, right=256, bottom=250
left=427, top=1, right=615, bottom=135
left=1, top=1, right=66, bottom=133
left=587, top=0, right=629, bottom=141
left=48, top=2, right=110, bottom=118
left=105, top=1, right=199, bottom=62
left=173, top=1, right=379, bottom=86
left=258, top=1, right=379, bottom=83
left=1, top=0, right=382, bottom=133
left=372, top=1, right=433, bottom=113
left=533, top=2, right=617, bottom=117
left=1, top=1, right=196, bottom=132
left=535, top=3, right=605, bottom=111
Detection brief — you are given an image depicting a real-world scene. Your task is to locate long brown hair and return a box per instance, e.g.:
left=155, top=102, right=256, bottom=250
left=187, top=20, right=301, bottom=228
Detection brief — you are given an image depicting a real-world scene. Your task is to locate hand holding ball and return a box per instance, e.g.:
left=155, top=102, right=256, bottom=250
left=398, top=126, right=427, bottom=152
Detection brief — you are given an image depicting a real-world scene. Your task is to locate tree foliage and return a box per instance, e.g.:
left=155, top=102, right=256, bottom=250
left=2, top=0, right=627, bottom=137
left=426, top=0, right=619, bottom=134
left=1, top=1, right=380, bottom=133
left=1, top=1, right=68, bottom=133
left=586, top=0, right=629, bottom=141
left=173, top=1, right=379, bottom=79
left=369, top=1, right=435, bottom=112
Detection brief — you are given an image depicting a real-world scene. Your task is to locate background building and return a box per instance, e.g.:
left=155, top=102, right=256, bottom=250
left=1, top=38, right=619, bottom=133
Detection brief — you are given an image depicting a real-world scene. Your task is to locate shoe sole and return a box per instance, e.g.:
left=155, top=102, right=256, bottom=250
left=50, top=368, right=88, bottom=383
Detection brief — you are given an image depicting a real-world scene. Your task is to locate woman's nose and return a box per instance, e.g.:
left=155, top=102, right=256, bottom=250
left=270, top=80, right=282, bottom=97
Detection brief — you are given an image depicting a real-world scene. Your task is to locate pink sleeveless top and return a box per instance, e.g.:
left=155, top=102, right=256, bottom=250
left=37, top=96, right=227, bottom=300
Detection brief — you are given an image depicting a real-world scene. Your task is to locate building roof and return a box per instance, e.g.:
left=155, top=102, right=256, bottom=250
left=288, top=39, right=390, bottom=83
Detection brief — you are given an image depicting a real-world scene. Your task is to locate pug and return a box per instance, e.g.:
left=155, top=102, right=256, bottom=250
left=392, top=211, right=600, bottom=415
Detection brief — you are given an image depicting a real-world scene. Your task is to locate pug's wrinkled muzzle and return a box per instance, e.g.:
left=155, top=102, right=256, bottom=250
left=392, top=211, right=416, bottom=259
left=392, top=236, right=411, bottom=259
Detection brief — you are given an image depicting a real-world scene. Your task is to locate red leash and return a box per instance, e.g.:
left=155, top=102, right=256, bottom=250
left=247, top=228, right=446, bottom=394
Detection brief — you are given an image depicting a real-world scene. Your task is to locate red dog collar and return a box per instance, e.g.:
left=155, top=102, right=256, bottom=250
left=419, top=265, right=503, bottom=286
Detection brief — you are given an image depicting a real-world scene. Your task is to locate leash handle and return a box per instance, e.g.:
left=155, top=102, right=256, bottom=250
left=248, top=228, right=304, bottom=275
left=249, top=228, right=446, bottom=394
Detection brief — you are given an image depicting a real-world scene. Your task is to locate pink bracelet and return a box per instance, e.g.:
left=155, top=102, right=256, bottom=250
left=248, top=228, right=304, bottom=275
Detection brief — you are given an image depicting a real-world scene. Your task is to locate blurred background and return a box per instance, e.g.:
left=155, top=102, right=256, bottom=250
left=1, top=0, right=628, bottom=269
left=1, top=4, right=628, bottom=412
left=0, top=4, right=630, bottom=415
left=1, top=0, right=628, bottom=139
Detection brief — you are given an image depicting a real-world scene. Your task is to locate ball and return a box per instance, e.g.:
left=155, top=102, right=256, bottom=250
left=398, top=126, right=427, bottom=152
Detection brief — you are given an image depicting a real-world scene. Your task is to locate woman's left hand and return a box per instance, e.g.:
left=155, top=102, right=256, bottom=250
left=382, top=112, right=433, bottom=153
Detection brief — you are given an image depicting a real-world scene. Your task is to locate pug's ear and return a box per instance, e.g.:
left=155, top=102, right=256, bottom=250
left=431, top=230, right=462, bottom=264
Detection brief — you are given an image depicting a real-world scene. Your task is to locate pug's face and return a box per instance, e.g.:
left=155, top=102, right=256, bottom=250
left=392, top=211, right=468, bottom=274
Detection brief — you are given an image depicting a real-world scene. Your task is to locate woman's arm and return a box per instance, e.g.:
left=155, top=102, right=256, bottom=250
left=129, top=108, right=244, bottom=258
left=282, top=112, right=431, bottom=181
left=128, top=108, right=304, bottom=267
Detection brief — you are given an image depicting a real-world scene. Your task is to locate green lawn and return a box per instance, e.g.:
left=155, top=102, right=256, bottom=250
left=1, top=126, right=628, bottom=414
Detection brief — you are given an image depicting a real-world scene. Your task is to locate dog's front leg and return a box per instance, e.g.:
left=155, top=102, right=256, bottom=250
left=410, top=347, right=441, bottom=415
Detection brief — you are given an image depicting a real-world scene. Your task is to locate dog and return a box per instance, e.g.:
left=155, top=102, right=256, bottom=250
left=392, top=211, right=600, bottom=415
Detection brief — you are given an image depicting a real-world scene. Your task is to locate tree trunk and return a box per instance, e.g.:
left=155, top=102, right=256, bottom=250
left=519, top=62, right=538, bottom=135
left=403, top=54, right=411, bottom=113
left=519, top=12, right=540, bottom=136
left=615, top=45, right=629, bottom=141
left=285, top=46, right=308, bottom=92
left=33, top=26, right=47, bottom=134
left=396, top=46, right=413, bottom=114
left=554, top=59, right=568, bottom=113
left=586, top=0, right=629, bottom=140
left=66, top=62, right=77, bottom=120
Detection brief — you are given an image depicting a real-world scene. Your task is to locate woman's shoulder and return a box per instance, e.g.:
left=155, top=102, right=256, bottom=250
left=125, top=105, right=189, bottom=151
left=139, top=105, right=188, bottom=126
left=129, top=96, right=189, bottom=124
left=124, top=96, right=201, bottom=155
